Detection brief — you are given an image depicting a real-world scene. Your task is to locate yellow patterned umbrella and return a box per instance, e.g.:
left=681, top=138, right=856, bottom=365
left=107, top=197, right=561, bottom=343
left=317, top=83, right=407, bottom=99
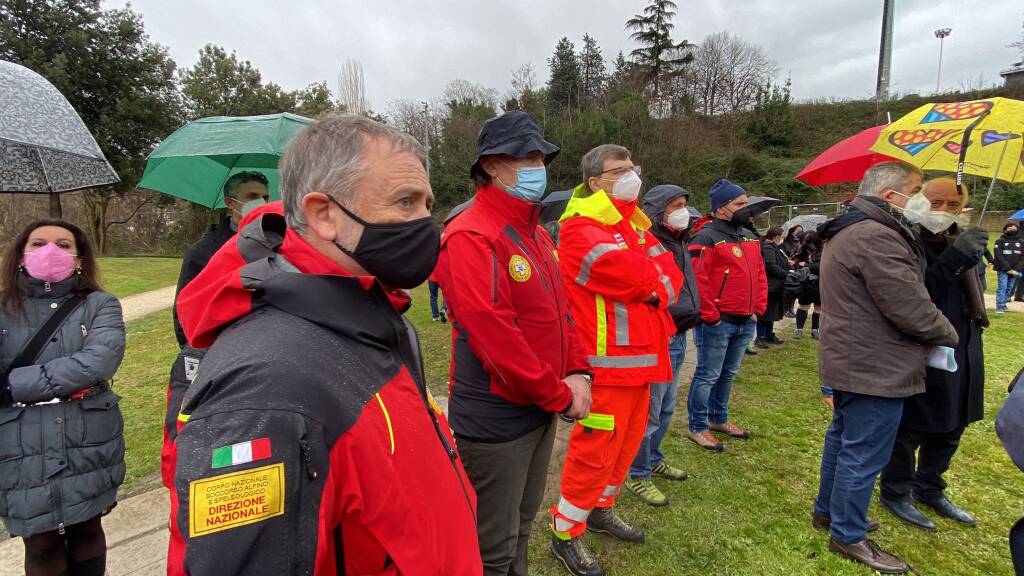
left=871, top=97, right=1024, bottom=180
left=871, top=97, right=1024, bottom=214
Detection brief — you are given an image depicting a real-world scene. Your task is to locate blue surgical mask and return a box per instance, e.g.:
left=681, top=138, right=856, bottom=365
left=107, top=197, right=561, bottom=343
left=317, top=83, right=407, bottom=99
left=502, top=166, right=547, bottom=202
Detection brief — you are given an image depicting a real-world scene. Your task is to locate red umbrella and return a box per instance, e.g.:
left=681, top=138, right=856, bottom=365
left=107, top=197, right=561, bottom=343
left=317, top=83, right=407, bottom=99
left=796, top=125, right=899, bottom=186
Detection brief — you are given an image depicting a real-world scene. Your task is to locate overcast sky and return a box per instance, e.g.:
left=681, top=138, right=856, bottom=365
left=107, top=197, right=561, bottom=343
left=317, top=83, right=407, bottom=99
left=110, top=0, right=1022, bottom=112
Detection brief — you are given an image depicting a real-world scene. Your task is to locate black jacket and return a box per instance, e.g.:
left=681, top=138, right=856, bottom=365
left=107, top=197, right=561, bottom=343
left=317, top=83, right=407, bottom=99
left=172, top=219, right=236, bottom=347
left=901, top=227, right=985, bottom=433
left=760, top=240, right=790, bottom=293
left=643, top=185, right=702, bottom=332
left=994, top=231, right=1024, bottom=273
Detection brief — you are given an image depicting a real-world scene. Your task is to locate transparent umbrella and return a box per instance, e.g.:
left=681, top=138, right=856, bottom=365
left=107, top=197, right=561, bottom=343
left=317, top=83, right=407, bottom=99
left=0, top=60, right=119, bottom=217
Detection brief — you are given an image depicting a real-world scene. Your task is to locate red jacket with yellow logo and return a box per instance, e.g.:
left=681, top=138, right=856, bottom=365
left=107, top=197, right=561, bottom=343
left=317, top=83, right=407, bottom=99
left=688, top=216, right=768, bottom=324
left=557, top=185, right=682, bottom=387
left=435, top=185, right=591, bottom=443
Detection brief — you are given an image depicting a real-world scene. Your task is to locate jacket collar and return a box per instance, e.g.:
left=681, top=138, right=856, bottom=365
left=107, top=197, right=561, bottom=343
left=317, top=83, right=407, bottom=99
left=475, top=184, right=541, bottom=233
left=18, top=273, right=78, bottom=299
left=560, top=183, right=652, bottom=231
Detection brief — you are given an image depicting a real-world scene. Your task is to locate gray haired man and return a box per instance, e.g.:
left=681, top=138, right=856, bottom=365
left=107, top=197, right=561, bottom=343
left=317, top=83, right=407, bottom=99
left=813, top=161, right=957, bottom=574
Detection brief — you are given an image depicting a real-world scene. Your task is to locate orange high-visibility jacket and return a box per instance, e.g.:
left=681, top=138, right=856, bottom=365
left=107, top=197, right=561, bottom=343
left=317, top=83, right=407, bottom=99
left=557, top=184, right=683, bottom=386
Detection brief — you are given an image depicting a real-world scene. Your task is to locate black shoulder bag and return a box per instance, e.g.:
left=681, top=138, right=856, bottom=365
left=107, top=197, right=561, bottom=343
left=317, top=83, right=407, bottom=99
left=1, top=293, right=87, bottom=406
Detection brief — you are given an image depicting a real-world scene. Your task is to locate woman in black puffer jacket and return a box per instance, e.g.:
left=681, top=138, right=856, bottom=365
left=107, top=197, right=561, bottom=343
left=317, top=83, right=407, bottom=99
left=756, top=227, right=791, bottom=347
left=0, top=220, right=126, bottom=576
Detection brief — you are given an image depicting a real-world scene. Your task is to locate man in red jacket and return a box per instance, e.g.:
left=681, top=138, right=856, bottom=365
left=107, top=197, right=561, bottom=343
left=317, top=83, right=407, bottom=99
left=550, top=144, right=682, bottom=576
left=686, top=179, right=768, bottom=452
left=435, top=111, right=592, bottom=576
left=169, top=113, right=481, bottom=575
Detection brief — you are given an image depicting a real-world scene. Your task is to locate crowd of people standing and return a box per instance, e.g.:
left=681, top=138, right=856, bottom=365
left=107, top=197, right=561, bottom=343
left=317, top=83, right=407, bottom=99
left=0, top=108, right=1021, bottom=576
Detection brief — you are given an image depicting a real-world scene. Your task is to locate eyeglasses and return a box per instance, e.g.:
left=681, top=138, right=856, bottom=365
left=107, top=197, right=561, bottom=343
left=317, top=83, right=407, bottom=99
left=599, top=165, right=641, bottom=178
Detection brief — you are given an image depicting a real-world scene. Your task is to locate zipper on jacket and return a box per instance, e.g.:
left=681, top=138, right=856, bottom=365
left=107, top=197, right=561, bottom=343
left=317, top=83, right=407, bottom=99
left=80, top=324, right=88, bottom=338
left=717, top=269, right=730, bottom=301
left=44, top=281, right=51, bottom=293
left=299, top=439, right=317, bottom=480
left=381, top=288, right=477, bottom=522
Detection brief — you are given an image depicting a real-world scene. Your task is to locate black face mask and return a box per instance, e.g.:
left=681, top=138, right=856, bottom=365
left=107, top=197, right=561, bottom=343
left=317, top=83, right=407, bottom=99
left=329, top=197, right=440, bottom=289
left=726, top=205, right=756, bottom=225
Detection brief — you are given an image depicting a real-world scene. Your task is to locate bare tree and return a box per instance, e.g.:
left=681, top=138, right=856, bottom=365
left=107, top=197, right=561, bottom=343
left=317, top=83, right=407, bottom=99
left=442, top=79, right=499, bottom=109
left=337, top=59, right=368, bottom=115
left=687, top=31, right=777, bottom=116
left=507, top=64, right=537, bottom=104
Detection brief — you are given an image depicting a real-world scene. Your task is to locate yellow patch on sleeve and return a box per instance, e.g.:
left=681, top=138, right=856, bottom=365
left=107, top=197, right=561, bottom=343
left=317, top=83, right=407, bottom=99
left=189, top=462, right=285, bottom=537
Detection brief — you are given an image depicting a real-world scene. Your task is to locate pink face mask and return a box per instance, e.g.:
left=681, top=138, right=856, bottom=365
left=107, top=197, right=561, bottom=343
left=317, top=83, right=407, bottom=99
left=23, top=243, right=77, bottom=283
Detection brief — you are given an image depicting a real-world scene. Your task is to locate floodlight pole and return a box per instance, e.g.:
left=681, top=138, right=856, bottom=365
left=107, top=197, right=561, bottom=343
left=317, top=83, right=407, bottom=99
left=875, top=0, right=896, bottom=102
left=934, top=28, right=951, bottom=93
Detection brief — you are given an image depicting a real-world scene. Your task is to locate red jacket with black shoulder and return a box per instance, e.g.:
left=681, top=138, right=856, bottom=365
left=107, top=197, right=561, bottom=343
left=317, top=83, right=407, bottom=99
left=169, top=205, right=481, bottom=576
left=434, top=185, right=590, bottom=443
left=688, top=217, right=768, bottom=324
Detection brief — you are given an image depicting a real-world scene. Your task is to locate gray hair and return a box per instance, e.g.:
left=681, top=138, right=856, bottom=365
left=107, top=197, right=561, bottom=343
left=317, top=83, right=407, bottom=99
left=281, top=113, right=426, bottom=232
left=581, top=144, right=631, bottom=183
left=857, top=161, right=923, bottom=198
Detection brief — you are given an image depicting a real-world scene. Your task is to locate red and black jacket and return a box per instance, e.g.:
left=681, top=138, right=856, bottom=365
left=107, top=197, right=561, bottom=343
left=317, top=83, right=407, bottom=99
left=688, top=217, right=768, bottom=324
left=169, top=207, right=481, bottom=575
left=435, top=185, right=590, bottom=443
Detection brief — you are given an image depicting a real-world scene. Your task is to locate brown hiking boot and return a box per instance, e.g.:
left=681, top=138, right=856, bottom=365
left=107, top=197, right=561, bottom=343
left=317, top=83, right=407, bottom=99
left=688, top=430, right=724, bottom=452
left=812, top=511, right=880, bottom=532
left=709, top=422, right=750, bottom=439
left=829, top=538, right=909, bottom=574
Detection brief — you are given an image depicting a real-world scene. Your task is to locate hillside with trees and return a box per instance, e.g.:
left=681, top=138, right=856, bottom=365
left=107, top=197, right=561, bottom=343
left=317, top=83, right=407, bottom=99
left=2, top=0, right=1022, bottom=255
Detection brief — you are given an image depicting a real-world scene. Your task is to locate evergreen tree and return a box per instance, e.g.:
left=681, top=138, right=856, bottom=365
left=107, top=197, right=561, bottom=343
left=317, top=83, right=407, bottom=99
left=545, top=37, right=581, bottom=114
left=743, top=77, right=797, bottom=152
left=625, top=0, right=695, bottom=109
left=579, top=34, right=607, bottom=108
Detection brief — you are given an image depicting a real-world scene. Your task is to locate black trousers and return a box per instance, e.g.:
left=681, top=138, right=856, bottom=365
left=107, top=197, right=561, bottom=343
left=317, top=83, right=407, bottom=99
left=880, top=425, right=965, bottom=502
left=1012, top=517, right=1024, bottom=576
left=455, top=416, right=557, bottom=576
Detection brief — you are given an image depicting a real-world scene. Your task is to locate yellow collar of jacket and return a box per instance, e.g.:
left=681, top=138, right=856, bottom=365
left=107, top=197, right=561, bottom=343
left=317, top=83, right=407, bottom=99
left=559, top=183, right=652, bottom=231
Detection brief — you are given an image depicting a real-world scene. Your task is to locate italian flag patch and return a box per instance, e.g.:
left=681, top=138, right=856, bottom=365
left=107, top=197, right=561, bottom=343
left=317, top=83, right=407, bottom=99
left=212, top=438, right=272, bottom=469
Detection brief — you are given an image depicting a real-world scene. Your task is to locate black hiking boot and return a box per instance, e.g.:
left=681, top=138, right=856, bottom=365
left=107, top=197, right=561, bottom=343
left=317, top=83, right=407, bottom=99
left=586, top=507, right=645, bottom=543
left=551, top=534, right=605, bottom=576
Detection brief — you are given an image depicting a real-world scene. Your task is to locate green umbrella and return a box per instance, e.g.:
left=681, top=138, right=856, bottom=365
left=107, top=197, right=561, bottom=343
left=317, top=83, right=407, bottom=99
left=138, top=112, right=313, bottom=208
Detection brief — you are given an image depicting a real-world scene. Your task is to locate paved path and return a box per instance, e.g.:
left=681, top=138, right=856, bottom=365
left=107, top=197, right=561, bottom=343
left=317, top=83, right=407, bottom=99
left=121, top=286, right=177, bottom=323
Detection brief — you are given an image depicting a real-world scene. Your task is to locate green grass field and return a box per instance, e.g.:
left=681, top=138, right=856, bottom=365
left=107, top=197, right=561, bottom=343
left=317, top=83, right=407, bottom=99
left=97, top=257, right=181, bottom=298
left=116, top=309, right=179, bottom=487
left=525, top=313, right=1024, bottom=576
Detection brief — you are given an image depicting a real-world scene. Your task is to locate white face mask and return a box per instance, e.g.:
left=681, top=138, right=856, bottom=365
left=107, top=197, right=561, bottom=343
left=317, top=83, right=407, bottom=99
left=894, top=192, right=955, bottom=234
left=610, top=170, right=642, bottom=202
left=665, top=207, right=691, bottom=231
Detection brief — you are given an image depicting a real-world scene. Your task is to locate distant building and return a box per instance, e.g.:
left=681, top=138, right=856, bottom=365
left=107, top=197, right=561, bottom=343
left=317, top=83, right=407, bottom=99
left=1001, top=61, right=1024, bottom=88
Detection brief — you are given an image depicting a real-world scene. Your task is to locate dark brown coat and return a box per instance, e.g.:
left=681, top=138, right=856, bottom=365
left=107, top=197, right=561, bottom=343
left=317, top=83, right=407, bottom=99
left=817, top=197, right=958, bottom=398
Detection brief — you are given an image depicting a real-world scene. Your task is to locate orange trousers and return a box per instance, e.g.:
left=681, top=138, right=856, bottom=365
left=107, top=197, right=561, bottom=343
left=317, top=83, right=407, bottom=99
left=550, top=384, right=650, bottom=538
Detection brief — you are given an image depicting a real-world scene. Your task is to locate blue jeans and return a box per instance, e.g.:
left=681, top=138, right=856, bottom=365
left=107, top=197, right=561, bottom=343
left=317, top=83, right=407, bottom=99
left=687, top=319, right=755, bottom=432
left=629, top=332, right=688, bottom=479
left=428, top=281, right=447, bottom=318
left=997, top=272, right=1020, bottom=310
left=814, top=390, right=904, bottom=545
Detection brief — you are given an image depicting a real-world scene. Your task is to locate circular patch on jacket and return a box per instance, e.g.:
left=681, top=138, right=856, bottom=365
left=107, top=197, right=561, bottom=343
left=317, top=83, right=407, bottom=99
left=732, top=246, right=743, bottom=258
left=509, top=255, right=532, bottom=282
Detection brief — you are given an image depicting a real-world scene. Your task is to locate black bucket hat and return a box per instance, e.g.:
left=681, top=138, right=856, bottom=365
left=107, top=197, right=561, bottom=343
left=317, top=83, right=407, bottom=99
left=470, top=111, right=560, bottom=178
